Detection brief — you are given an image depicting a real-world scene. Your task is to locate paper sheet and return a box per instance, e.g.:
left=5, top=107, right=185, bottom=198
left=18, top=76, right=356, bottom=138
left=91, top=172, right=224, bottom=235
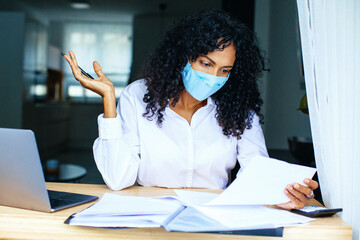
left=173, top=190, right=219, bottom=206
left=207, top=156, right=317, bottom=205
left=75, top=193, right=182, bottom=216
left=69, top=214, right=168, bottom=228
left=69, top=193, right=183, bottom=227
left=194, top=205, right=313, bottom=229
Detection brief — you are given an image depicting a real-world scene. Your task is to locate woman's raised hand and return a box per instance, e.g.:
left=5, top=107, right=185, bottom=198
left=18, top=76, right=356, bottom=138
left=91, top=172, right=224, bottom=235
left=63, top=50, right=117, bottom=118
left=63, top=50, right=114, bottom=97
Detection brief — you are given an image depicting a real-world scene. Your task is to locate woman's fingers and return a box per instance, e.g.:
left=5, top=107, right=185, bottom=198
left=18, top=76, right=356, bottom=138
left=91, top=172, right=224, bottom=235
left=93, top=61, right=104, bottom=78
left=69, top=50, right=79, bottom=69
left=293, top=182, right=313, bottom=196
left=287, top=184, right=309, bottom=203
left=285, top=189, right=300, bottom=205
left=304, top=178, right=319, bottom=190
left=63, top=51, right=89, bottom=82
left=68, top=51, right=84, bottom=81
left=62, top=54, right=73, bottom=69
left=63, top=53, right=80, bottom=77
left=278, top=189, right=303, bottom=209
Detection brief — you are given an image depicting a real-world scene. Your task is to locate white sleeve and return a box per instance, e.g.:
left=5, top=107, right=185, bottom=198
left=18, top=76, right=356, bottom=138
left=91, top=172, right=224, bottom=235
left=93, top=89, right=140, bottom=190
left=236, top=113, right=269, bottom=176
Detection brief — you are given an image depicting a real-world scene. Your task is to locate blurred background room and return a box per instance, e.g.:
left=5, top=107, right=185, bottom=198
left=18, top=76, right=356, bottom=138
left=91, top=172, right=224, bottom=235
left=0, top=0, right=313, bottom=188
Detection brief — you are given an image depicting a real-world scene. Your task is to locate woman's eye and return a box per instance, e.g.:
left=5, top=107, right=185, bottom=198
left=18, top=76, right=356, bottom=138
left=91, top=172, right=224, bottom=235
left=200, top=61, right=210, bottom=67
left=221, top=69, right=230, bottom=73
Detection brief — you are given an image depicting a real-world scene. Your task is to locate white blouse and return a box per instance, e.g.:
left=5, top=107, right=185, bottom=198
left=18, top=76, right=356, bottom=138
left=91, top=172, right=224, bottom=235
left=93, top=79, right=269, bottom=190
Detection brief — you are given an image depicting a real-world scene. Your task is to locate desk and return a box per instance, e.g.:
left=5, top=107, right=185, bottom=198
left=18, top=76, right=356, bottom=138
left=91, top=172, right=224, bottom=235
left=0, top=183, right=352, bottom=240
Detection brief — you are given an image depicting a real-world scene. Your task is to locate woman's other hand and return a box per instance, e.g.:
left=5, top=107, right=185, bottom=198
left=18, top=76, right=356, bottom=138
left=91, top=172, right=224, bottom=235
left=276, top=178, right=319, bottom=210
left=63, top=50, right=117, bottom=118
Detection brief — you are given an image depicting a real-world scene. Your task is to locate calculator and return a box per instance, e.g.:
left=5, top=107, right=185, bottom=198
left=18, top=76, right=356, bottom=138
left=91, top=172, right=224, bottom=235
left=291, top=206, right=342, bottom=217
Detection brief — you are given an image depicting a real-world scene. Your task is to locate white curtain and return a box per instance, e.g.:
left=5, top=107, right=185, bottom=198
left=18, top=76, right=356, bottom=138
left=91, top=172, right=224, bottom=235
left=297, top=0, right=360, bottom=239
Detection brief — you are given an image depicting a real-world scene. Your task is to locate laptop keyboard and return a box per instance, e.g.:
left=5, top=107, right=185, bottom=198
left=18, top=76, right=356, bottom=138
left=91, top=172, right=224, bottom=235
left=50, top=198, right=77, bottom=209
left=47, top=190, right=98, bottom=210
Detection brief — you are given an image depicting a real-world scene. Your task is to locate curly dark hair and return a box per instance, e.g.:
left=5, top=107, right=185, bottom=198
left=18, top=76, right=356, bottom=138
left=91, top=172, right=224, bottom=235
left=141, top=10, right=264, bottom=139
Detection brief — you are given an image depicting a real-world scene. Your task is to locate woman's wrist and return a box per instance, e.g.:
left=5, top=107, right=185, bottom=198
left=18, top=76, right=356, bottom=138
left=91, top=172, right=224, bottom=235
left=102, top=92, right=117, bottom=118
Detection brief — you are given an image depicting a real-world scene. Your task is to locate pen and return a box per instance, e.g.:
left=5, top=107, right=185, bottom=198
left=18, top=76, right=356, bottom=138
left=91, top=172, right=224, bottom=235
left=61, top=52, right=94, bottom=79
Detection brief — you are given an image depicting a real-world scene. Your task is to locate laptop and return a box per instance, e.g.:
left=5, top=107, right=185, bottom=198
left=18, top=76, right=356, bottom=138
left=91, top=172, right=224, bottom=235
left=0, top=128, right=98, bottom=212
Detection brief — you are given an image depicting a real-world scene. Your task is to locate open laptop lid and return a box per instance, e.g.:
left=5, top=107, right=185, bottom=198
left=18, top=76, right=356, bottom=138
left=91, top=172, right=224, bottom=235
left=0, top=128, right=51, bottom=212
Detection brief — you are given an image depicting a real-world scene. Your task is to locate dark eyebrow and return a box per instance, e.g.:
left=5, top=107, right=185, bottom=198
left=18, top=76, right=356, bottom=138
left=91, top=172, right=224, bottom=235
left=200, top=55, right=216, bottom=64
left=200, top=55, right=233, bottom=68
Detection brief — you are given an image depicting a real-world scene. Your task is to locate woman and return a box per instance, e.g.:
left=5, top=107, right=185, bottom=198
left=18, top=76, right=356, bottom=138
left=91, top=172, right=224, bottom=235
left=63, top=10, right=318, bottom=209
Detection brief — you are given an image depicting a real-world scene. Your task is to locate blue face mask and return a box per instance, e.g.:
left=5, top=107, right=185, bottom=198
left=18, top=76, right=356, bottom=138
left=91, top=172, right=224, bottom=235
left=181, top=61, right=230, bottom=101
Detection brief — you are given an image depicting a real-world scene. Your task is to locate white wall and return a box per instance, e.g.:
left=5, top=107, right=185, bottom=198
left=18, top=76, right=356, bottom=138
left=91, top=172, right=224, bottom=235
left=0, top=12, right=25, bottom=128
left=254, top=0, right=311, bottom=149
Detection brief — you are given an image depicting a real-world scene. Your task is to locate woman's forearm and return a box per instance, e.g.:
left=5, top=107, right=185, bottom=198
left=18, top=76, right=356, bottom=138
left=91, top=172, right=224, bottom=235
left=103, top=91, right=117, bottom=118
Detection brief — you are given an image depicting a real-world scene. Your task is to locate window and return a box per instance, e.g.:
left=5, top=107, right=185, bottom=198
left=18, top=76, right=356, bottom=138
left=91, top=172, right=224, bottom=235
left=23, top=19, right=48, bottom=101
left=63, top=22, right=132, bottom=102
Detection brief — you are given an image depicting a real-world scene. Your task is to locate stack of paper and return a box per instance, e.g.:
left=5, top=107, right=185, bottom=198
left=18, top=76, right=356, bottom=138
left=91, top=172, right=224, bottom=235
left=68, top=194, right=184, bottom=228
left=67, top=156, right=317, bottom=232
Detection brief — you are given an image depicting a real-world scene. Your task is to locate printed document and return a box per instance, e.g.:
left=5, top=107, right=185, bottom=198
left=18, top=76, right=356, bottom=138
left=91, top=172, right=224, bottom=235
left=207, top=155, right=317, bottom=205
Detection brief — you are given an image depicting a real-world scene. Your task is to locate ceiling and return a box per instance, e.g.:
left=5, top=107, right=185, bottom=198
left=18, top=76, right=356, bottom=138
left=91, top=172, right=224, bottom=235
left=17, top=0, right=221, bottom=23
